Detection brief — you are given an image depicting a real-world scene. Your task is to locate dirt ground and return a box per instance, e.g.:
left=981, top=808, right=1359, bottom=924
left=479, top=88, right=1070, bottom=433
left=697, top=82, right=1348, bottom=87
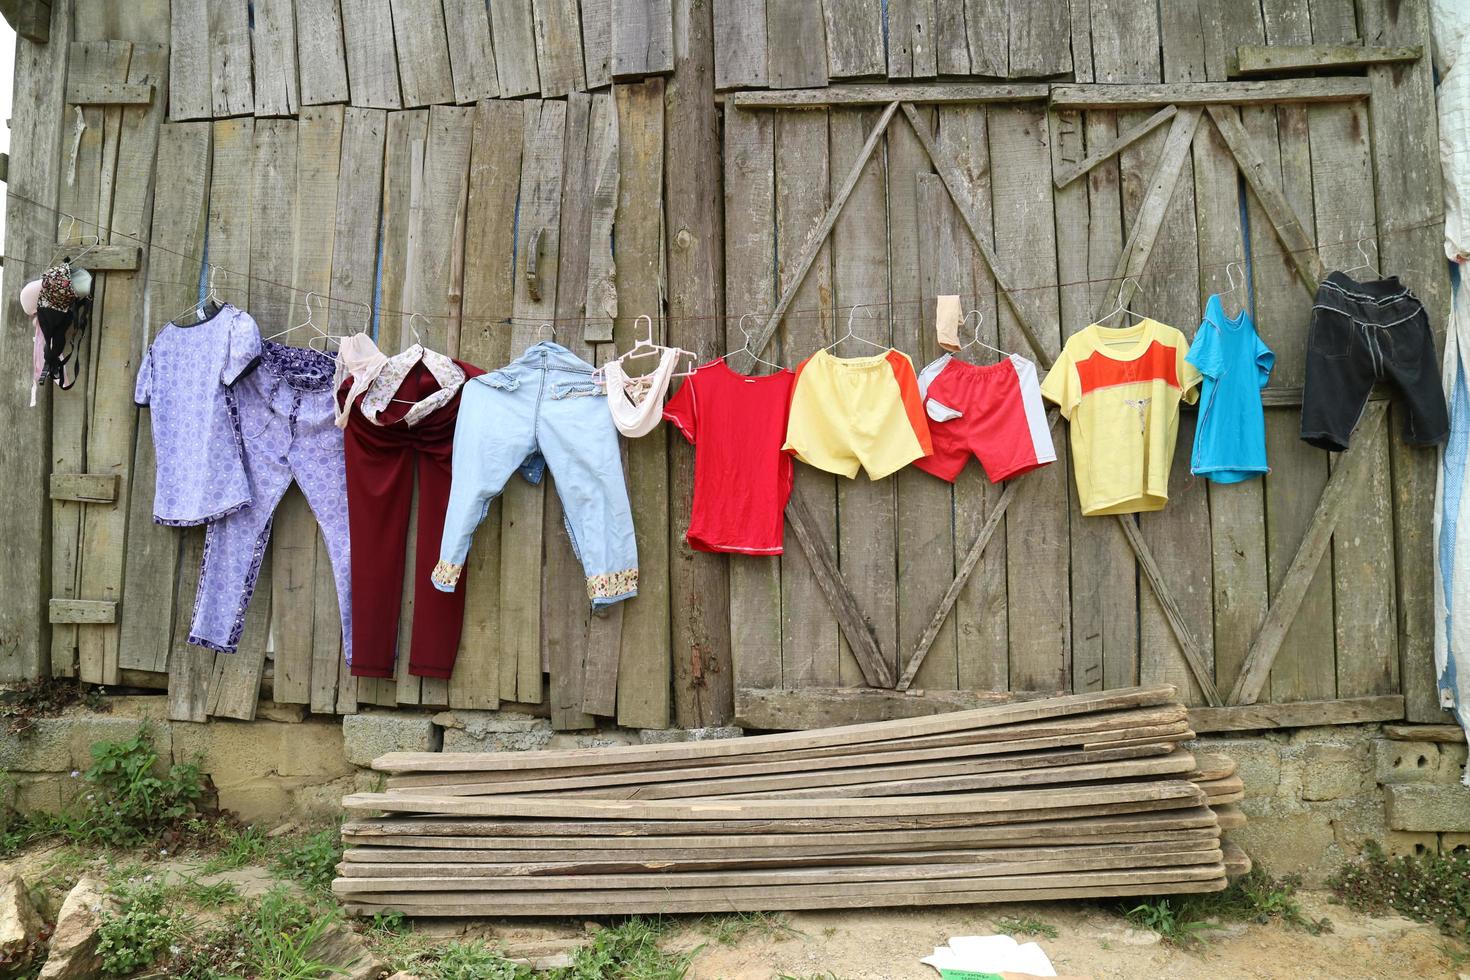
left=664, top=894, right=1459, bottom=980
left=455, top=891, right=1464, bottom=980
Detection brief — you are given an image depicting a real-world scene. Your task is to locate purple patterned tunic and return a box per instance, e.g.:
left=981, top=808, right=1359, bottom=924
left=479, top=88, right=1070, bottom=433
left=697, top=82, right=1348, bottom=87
left=134, top=305, right=262, bottom=525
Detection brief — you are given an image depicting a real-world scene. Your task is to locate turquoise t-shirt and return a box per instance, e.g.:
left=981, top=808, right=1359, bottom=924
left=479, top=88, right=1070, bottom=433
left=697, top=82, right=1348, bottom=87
left=1187, top=294, right=1274, bottom=483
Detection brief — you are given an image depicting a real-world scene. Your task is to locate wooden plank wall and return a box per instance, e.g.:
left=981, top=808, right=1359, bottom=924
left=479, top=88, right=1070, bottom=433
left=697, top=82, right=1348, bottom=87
left=2, top=0, right=1449, bottom=731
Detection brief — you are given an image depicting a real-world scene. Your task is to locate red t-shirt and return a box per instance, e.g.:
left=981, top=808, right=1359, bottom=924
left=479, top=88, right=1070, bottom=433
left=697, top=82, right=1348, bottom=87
left=663, top=359, right=796, bottom=554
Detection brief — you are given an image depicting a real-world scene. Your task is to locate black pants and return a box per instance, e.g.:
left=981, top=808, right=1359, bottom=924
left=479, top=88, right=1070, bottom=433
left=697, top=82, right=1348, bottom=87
left=1301, top=272, right=1448, bottom=452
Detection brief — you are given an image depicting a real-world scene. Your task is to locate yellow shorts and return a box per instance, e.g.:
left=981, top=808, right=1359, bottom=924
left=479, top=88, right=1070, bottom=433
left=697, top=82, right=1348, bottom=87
left=783, top=348, right=933, bottom=479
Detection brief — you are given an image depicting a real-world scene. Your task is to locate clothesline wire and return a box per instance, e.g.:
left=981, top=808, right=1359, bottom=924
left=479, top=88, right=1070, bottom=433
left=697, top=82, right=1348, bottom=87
left=3, top=187, right=1450, bottom=331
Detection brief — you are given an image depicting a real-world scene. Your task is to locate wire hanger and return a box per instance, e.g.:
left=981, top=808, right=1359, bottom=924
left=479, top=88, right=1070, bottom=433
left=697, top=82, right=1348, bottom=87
left=407, top=312, right=428, bottom=347
left=827, top=305, right=888, bottom=354
left=537, top=322, right=556, bottom=340
left=1096, top=277, right=1148, bottom=327
left=955, top=310, right=1012, bottom=362
left=723, top=313, right=784, bottom=373
left=168, top=263, right=225, bottom=327
left=1342, top=236, right=1380, bottom=278
left=266, top=290, right=331, bottom=344
left=1217, top=261, right=1245, bottom=317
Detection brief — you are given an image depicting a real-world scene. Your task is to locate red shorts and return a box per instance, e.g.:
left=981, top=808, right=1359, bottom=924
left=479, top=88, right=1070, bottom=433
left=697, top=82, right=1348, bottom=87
left=912, top=354, right=1056, bottom=483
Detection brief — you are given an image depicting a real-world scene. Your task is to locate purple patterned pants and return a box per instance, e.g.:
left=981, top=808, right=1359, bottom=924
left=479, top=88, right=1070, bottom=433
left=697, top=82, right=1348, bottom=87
left=188, top=342, right=353, bottom=663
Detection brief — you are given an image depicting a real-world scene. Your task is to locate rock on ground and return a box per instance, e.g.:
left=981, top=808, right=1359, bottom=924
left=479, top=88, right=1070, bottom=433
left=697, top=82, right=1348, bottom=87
left=0, top=867, right=43, bottom=947
left=303, top=920, right=384, bottom=980
left=37, top=873, right=112, bottom=980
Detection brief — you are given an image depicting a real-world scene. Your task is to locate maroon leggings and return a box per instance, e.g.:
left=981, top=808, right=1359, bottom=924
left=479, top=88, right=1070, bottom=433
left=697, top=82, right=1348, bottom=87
left=342, top=360, right=482, bottom=679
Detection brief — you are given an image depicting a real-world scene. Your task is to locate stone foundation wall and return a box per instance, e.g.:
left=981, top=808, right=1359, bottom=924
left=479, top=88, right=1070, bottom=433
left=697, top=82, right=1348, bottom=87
left=3, top=697, right=1466, bottom=885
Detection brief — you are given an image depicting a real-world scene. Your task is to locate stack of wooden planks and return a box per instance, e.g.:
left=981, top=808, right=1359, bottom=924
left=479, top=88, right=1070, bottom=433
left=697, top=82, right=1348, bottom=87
left=334, top=687, right=1249, bottom=916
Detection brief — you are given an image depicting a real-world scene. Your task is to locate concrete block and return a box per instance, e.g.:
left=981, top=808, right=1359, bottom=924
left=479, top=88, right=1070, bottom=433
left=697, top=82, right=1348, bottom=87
left=341, top=713, right=440, bottom=767
left=1381, top=831, right=1439, bottom=859
left=1441, top=832, right=1470, bottom=856
left=175, top=719, right=351, bottom=780
left=1384, top=783, right=1470, bottom=832
left=65, top=716, right=172, bottom=771
left=437, top=712, right=553, bottom=753
left=1195, top=738, right=1282, bottom=797
left=1228, top=809, right=1342, bottom=886
left=1299, top=743, right=1367, bottom=801
left=0, top=720, right=72, bottom=772
left=1374, top=739, right=1444, bottom=784
left=13, top=773, right=69, bottom=813
left=290, top=775, right=356, bottom=824
left=638, top=726, right=744, bottom=744
left=216, top=782, right=293, bottom=824
left=547, top=731, right=641, bottom=750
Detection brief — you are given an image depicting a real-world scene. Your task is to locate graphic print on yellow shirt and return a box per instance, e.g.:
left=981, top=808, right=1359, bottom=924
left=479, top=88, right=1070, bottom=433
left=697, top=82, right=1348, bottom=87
left=1040, top=319, right=1202, bottom=516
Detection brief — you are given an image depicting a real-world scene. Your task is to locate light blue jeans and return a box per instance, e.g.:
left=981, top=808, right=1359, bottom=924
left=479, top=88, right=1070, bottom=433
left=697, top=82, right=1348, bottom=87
left=431, top=342, right=638, bottom=608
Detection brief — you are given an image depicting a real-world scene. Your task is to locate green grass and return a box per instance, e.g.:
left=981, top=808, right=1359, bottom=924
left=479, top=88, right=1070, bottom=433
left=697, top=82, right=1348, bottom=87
left=554, top=918, right=696, bottom=980
left=1329, top=841, right=1470, bottom=942
left=701, top=911, right=802, bottom=946
left=167, top=887, right=348, bottom=980
left=1120, top=867, right=1326, bottom=946
left=993, top=914, right=1059, bottom=940
left=97, top=879, right=190, bottom=975
left=272, top=827, right=344, bottom=896
left=200, top=824, right=270, bottom=874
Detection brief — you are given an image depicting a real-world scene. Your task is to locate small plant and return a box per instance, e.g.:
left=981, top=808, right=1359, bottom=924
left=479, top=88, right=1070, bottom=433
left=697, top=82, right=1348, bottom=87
left=201, top=824, right=270, bottom=874
left=1124, top=899, right=1219, bottom=946
left=97, top=879, right=189, bottom=975
left=1329, top=841, right=1470, bottom=941
left=180, top=876, right=242, bottom=909
left=273, top=827, right=344, bottom=895
left=702, top=910, right=801, bottom=946
left=233, top=888, right=346, bottom=980
left=559, top=918, right=696, bottom=980
left=994, top=914, right=1059, bottom=940
left=427, top=940, right=533, bottom=980
left=78, top=722, right=204, bottom=846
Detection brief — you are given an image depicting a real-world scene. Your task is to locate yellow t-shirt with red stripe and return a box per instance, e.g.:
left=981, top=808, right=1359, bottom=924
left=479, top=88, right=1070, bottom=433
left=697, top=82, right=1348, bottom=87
left=1041, top=319, right=1202, bottom=516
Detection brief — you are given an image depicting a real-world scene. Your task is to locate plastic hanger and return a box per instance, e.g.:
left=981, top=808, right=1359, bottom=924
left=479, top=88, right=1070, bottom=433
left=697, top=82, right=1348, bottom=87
left=618, top=315, right=663, bottom=362
left=724, top=313, right=784, bottom=373
left=827, top=305, right=888, bottom=354
left=168, top=264, right=225, bottom=327
left=1096, top=276, right=1148, bottom=327
left=955, top=310, right=1012, bottom=362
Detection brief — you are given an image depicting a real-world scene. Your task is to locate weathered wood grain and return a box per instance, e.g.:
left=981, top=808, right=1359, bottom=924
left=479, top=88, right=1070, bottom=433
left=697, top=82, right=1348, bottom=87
left=1190, top=695, right=1404, bottom=733
left=613, top=79, right=671, bottom=729
left=1086, top=0, right=1159, bottom=82
left=442, top=0, right=500, bottom=102
left=1009, top=0, right=1071, bottom=77
left=490, top=0, right=541, bottom=97
left=723, top=84, right=1050, bottom=107
left=771, top=108, right=840, bottom=690
left=339, top=0, right=402, bottom=108
left=1052, top=106, right=1176, bottom=188
left=963, top=0, right=1006, bottom=77
left=82, top=42, right=167, bottom=687
left=611, top=0, right=672, bottom=79
left=451, top=100, right=523, bottom=712
left=207, top=0, right=253, bottom=116
left=766, top=0, right=827, bottom=88
left=271, top=485, right=319, bottom=706
left=168, top=1, right=210, bottom=119
left=251, top=0, right=299, bottom=116
left=821, top=0, right=883, bottom=79
left=1191, top=107, right=1268, bottom=699
left=1233, top=44, right=1421, bottom=76
left=1358, top=0, right=1453, bottom=724
left=50, top=40, right=124, bottom=682
left=296, top=0, right=351, bottom=106
left=898, top=127, right=957, bottom=693
left=535, top=0, right=588, bottom=95
left=990, top=102, right=1068, bottom=695
left=118, top=120, right=210, bottom=674
left=712, top=0, right=766, bottom=90
left=1048, top=106, right=1136, bottom=694
left=1201, top=0, right=1264, bottom=81
left=49, top=473, right=116, bottom=503
left=830, top=107, right=896, bottom=687
left=206, top=553, right=273, bottom=719
left=887, top=0, right=937, bottom=79
left=582, top=0, right=612, bottom=88
left=388, top=0, right=455, bottom=106
left=1230, top=403, right=1390, bottom=705
left=933, top=0, right=970, bottom=76
left=722, top=106, right=782, bottom=691
left=582, top=93, right=619, bottom=344
left=1050, top=78, right=1370, bottom=108
left=167, top=530, right=211, bottom=721
left=666, top=0, right=733, bottom=726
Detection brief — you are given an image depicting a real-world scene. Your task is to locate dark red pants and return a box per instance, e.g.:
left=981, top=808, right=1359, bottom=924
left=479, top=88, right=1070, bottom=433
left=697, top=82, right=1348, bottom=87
left=342, top=360, right=481, bottom=679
